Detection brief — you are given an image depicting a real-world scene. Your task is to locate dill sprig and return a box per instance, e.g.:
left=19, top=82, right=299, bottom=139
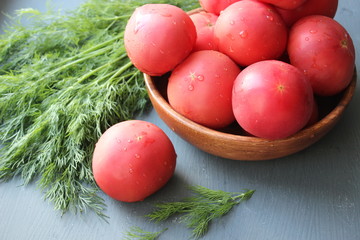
left=147, top=185, right=255, bottom=239
left=0, top=0, right=199, bottom=219
left=123, top=227, right=167, bottom=240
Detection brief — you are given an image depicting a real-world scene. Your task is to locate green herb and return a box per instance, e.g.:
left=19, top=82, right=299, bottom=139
left=147, top=185, right=255, bottom=239
left=123, top=227, right=167, bottom=240
left=0, top=0, right=199, bottom=219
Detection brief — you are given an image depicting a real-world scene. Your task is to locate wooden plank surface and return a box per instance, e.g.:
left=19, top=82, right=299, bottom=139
left=1, top=0, right=360, bottom=239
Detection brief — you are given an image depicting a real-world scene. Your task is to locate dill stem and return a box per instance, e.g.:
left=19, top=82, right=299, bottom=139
left=100, top=15, right=132, bottom=21
left=41, top=35, right=122, bottom=73
left=76, top=53, right=128, bottom=84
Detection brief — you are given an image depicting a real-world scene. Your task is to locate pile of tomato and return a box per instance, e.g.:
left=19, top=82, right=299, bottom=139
left=125, top=0, right=355, bottom=140
left=91, top=0, right=355, bottom=203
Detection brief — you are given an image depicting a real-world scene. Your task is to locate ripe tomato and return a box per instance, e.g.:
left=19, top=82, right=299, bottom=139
left=198, top=0, right=240, bottom=15
left=214, top=0, right=288, bottom=66
left=276, top=0, right=338, bottom=27
left=288, top=15, right=355, bottom=96
left=124, top=4, right=196, bottom=76
left=167, top=50, right=241, bottom=129
left=257, top=0, right=307, bottom=10
left=92, top=120, right=176, bottom=202
left=232, top=60, right=314, bottom=140
left=190, top=11, right=219, bottom=51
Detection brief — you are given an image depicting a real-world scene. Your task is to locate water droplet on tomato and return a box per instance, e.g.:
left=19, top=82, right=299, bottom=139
left=197, top=75, right=204, bottom=81
left=239, top=30, right=248, bottom=39
left=129, top=168, right=134, bottom=174
left=123, top=147, right=127, bottom=151
left=134, top=22, right=145, bottom=34
left=188, top=84, right=194, bottom=91
left=163, top=161, right=168, bottom=166
left=309, top=29, right=317, bottom=34
left=127, top=139, right=133, bottom=143
left=230, top=20, right=235, bottom=25
left=266, top=15, right=274, bottom=21
left=159, top=49, right=165, bottom=54
left=305, top=37, right=310, bottom=41
left=135, top=153, right=141, bottom=159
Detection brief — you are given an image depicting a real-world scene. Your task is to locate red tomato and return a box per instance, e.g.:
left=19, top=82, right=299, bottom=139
left=276, top=0, right=338, bottom=27
left=214, top=0, right=288, bottom=66
left=257, top=0, right=307, bottom=10
left=167, top=50, right=241, bottom=129
left=199, top=0, right=240, bottom=15
left=232, top=60, right=314, bottom=140
left=288, top=15, right=355, bottom=96
left=92, top=120, right=176, bottom=202
left=124, top=4, right=196, bottom=76
left=190, top=11, right=219, bottom=51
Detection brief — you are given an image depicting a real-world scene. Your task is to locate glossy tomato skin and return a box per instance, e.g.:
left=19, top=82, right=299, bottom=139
left=257, top=0, right=307, bottom=10
left=232, top=60, right=314, bottom=140
left=124, top=4, right=196, bottom=76
left=199, top=0, right=240, bottom=15
left=276, top=0, right=338, bottom=27
left=92, top=120, right=176, bottom=202
left=288, top=15, right=355, bottom=96
left=167, top=50, right=241, bottom=129
left=214, top=0, right=288, bottom=67
left=190, top=11, right=219, bottom=51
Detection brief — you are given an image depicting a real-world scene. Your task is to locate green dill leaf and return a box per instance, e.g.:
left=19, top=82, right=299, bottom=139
left=123, top=226, right=167, bottom=240
left=0, top=0, right=199, bottom=219
left=146, top=186, right=255, bottom=239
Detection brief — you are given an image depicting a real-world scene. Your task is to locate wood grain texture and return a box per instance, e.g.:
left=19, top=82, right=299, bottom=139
left=1, top=0, right=360, bottom=240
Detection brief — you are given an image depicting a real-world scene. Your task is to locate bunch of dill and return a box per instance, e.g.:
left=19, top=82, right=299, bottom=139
left=0, top=0, right=199, bottom=219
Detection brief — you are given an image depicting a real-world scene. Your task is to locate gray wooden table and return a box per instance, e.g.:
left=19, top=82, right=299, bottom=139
left=1, top=0, right=360, bottom=239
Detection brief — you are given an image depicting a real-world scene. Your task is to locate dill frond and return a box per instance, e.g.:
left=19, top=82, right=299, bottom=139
left=146, top=185, right=255, bottom=239
left=0, top=0, right=200, bottom=219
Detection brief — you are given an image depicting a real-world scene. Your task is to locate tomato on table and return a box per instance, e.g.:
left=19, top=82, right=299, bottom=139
left=92, top=120, right=176, bottom=202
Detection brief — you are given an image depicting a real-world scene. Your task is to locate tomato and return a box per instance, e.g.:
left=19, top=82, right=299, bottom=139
left=92, top=120, right=176, bottom=202
left=288, top=15, right=355, bottom=96
left=198, top=0, right=240, bottom=15
left=276, top=0, right=338, bottom=27
left=232, top=60, right=314, bottom=140
left=257, top=0, right=307, bottom=10
left=214, top=0, right=288, bottom=66
left=167, top=50, right=241, bottom=129
left=190, top=11, right=218, bottom=51
left=124, top=4, right=196, bottom=76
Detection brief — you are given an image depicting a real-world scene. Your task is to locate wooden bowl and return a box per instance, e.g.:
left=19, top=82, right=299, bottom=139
left=144, top=70, right=357, bottom=161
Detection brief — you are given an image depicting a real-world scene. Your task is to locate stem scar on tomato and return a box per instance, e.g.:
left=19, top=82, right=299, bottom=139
left=340, top=39, right=349, bottom=48
left=277, top=83, right=286, bottom=93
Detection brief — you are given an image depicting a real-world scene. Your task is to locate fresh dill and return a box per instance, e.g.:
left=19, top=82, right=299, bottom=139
left=146, top=185, right=255, bottom=239
left=0, top=0, right=199, bottom=219
left=123, top=227, right=167, bottom=240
